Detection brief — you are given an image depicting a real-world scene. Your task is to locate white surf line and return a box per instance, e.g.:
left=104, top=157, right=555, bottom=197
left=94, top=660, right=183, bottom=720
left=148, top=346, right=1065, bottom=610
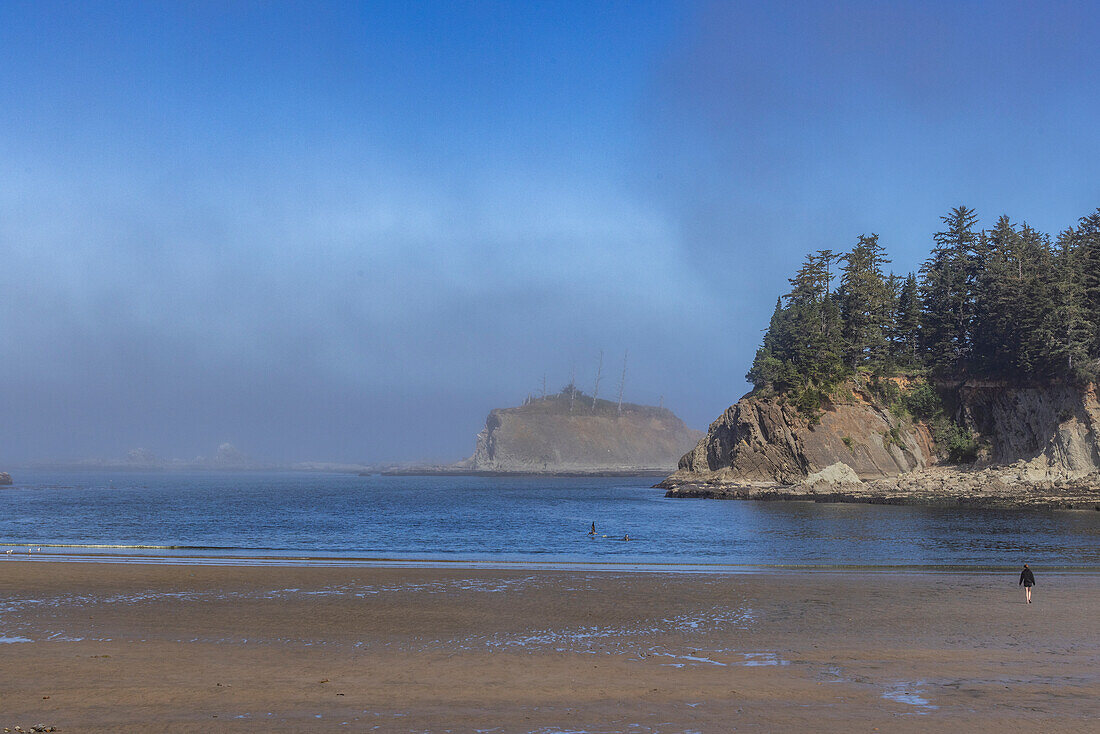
left=6, top=550, right=1095, bottom=574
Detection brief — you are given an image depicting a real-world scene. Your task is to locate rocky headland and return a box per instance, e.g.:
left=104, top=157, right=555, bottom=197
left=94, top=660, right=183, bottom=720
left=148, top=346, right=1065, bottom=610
left=0, top=472, right=12, bottom=485
left=400, top=389, right=702, bottom=476
left=658, top=380, right=1100, bottom=509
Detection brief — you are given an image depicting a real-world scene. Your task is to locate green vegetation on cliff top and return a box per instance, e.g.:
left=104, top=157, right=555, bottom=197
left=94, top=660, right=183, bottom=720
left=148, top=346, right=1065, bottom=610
left=746, top=206, right=1100, bottom=462
left=749, top=206, right=1100, bottom=396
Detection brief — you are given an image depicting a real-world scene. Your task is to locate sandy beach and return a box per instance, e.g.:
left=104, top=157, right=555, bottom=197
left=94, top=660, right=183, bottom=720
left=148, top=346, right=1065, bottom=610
left=1, top=561, right=1097, bottom=732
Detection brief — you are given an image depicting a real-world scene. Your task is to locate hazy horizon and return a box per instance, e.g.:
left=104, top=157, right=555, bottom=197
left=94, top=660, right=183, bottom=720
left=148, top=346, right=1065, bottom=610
left=3, top=1, right=1099, bottom=464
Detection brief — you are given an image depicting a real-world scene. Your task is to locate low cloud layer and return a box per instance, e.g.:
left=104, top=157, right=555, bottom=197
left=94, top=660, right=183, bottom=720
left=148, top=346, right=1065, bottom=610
left=2, top=1, right=1098, bottom=464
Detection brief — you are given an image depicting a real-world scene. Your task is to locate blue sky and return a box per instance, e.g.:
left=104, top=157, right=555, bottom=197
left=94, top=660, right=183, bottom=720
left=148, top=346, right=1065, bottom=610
left=1, top=1, right=1098, bottom=463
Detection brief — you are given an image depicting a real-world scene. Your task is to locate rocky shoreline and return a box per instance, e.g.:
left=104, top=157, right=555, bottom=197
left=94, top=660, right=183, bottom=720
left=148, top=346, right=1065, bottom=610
left=657, top=378, right=1100, bottom=510
left=659, top=464, right=1100, bottom=510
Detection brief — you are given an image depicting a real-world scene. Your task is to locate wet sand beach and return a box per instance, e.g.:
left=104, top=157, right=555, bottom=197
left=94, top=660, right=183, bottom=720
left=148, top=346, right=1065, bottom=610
left=1, top=562, right=1097, bottom=732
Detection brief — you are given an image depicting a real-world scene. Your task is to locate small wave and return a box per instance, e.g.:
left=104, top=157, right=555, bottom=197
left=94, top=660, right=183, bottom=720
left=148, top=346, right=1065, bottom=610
left=1, top=545, right=1099, bottom=573
left=0, top=543, right=257, bottom=551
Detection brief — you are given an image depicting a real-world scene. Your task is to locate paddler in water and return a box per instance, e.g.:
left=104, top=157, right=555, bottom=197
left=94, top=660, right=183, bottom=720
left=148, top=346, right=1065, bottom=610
left=589, top=522, right=596, bottom=536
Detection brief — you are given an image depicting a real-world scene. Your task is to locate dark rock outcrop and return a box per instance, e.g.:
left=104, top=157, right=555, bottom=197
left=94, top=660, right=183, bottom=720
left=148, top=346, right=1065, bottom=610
left=0, top=472, right=12, bottom=485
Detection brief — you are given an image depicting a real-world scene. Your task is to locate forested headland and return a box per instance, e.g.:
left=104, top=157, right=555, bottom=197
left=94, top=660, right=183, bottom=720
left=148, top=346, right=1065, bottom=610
left=658, top=206, right=1100, bottom=504
left=748, top=206, right=1100, bottom=403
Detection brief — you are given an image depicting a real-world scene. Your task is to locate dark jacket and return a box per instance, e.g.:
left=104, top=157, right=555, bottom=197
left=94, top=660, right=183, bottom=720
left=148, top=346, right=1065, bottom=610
left=1019, top=568, right=1036, bottom=586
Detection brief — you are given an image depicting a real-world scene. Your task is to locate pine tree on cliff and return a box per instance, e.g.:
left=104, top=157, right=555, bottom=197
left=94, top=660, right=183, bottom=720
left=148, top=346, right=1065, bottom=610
left=1012, top=223, right=1060, bottom=377
left=883, top=272, right=901, bottom=371
left=921, top=206, right=981, bottom=375
left=838, top=234, right=891, bottom=370
left=747, top=253, right=843, bottom=393
left=786, top=252, right=844, bottom=387
left=892, top=273, right=921, bottom=369
left=1047, top=229, right=1093, bottom=380
left=747, top=297, right=794, bottom=390
left=747, top=205, right=1100, bottom=401
left=963, top=213, right=1050, bottom=379
left=1075, top=209, right=1100, bottom=361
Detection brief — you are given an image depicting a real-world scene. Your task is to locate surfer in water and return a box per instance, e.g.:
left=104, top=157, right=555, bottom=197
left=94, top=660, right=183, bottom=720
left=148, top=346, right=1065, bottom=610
left=589, top=522, right=596, bottom=536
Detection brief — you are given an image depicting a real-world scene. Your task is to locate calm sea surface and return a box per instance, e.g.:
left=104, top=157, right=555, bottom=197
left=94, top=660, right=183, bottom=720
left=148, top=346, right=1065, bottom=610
left=1, top=471, right=1098, bottom=568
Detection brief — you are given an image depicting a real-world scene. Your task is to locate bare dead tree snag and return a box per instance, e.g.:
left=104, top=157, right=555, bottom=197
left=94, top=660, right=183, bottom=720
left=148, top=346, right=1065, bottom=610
left=569, top=362, right=577, bottom=412
left=591, top=350, right=604, bottom=410
left=616, top=350, right=628, bottom=415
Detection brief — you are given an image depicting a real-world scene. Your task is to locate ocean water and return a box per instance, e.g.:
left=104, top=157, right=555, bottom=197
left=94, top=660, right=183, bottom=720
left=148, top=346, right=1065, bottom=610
left=0, top=471, right=1097, bottom=567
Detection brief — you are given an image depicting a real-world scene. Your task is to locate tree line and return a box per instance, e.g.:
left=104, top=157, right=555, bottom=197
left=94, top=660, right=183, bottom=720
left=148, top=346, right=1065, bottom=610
left=747, top=206, right=1100, bottom=407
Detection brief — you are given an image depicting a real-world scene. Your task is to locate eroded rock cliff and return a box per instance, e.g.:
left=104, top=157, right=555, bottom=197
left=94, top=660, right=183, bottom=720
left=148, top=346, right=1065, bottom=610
left=956, top=382, right=1100, bottom=480
left=460, top=391, right=703, bottom=473
left=661, top=384, right=933, bottom=487
left=659, top=380, right=1100, bottom=509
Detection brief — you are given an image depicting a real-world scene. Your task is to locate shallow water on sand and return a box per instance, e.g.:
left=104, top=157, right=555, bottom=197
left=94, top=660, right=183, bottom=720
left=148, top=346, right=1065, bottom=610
left=1, top=471, right=1097, bottom=566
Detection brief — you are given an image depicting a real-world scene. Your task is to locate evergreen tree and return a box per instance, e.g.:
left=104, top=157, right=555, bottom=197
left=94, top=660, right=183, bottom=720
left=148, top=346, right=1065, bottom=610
left=893, top=273, right=921, bottom=369
left=838, top=234, right=891, bottom=370
left=785, top=252, right=844, bottom=387
left=747, top=253, right=843, bottom=393
left=971, top=215, right=1024, bottom=375
left=747, top=297, right=795, bottom=390
left=1049, top=225, right=1097, bottom=380
left=747, top=206, right=1100, bottom=407
left=921, top=206, right=980, bottom=376
left=1013, top=224, right=1058, bottom=377
left=1076, top=209, right=1100, bottom=361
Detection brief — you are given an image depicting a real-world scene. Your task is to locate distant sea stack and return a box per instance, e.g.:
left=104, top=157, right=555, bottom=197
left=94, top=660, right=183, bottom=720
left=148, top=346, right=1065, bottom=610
left=0, top=472, right=12, bottom=486
left=457, top=389, right=703, bottom=474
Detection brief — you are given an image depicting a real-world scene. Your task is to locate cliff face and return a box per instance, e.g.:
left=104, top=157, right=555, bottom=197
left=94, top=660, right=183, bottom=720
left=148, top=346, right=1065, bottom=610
left=956, top=382, right=1100, bottom=480
left=663, top=385, right=933, bottom=486
left=660, top=381, right=1100, bottom=507
left=462, top=392, right=703, bottom=473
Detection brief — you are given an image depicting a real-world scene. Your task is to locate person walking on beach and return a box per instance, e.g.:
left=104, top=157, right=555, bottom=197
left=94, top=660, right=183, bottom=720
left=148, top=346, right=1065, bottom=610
left=1019, top=563, right=1036, bottom=604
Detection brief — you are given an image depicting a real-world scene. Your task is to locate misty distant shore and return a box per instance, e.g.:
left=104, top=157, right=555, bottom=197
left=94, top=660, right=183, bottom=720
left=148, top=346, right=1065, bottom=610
left=3, top=443, right=404, bottom=476
left=375, top=468, right=672, bottom=478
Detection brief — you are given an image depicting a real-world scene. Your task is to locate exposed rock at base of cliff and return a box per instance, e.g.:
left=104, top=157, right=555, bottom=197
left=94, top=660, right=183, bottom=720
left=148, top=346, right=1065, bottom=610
left=956, top=382, right=1100, bottom=480
left=663, top=465, right=1100, bottom=510
left=457, top=390, right=703, bottom=473
left=661, top=384, right=933, bottom=487
left=659, top=380, right=1100, bottom=509
left=799, top=462, right=864, bottom=490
